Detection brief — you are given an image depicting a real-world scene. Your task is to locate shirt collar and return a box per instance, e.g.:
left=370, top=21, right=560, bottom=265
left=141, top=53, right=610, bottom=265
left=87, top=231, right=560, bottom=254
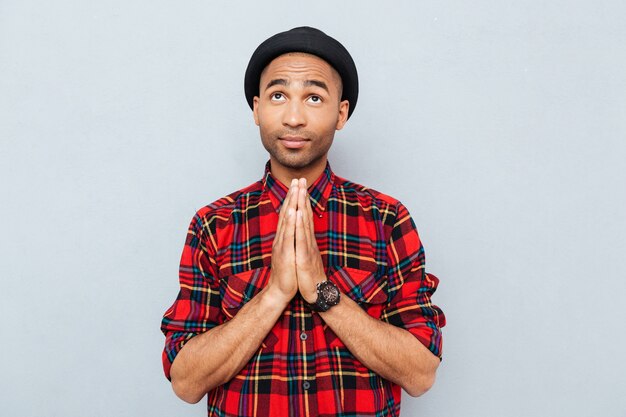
left=262, top=160, right=335, bottom=217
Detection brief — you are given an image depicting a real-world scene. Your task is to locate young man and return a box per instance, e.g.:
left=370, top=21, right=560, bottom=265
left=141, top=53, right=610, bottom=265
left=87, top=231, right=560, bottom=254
left=161, top=26, right=445, bottom=416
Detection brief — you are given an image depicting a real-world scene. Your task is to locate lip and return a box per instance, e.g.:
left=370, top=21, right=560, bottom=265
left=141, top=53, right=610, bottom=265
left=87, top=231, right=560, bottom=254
left=279, top=136, right=309, bottom=149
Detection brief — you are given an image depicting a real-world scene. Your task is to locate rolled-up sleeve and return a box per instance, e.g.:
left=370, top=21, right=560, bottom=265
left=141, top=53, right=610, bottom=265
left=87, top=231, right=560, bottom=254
left=381, top=202, right=446, bottom=359
left=160, top=212, right=222, bottom=380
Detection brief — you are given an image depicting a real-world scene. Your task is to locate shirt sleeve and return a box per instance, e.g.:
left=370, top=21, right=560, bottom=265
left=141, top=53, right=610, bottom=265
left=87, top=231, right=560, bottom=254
left=380, top=202, right=446, bottom=359
left=160, top=211, right=223, bottom=380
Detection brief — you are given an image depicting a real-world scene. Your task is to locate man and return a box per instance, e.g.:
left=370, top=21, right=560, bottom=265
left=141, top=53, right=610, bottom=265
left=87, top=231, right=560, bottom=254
left=161, top=26, right=445, bottom=416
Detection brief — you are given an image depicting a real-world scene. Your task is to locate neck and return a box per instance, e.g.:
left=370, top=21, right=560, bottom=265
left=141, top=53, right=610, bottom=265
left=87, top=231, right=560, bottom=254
left=270, top=156, right=327, bottom=188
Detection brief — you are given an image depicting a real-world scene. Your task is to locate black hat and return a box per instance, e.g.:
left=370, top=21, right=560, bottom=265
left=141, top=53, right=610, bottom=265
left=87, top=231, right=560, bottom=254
left=244, top=26, right=359, bottom=119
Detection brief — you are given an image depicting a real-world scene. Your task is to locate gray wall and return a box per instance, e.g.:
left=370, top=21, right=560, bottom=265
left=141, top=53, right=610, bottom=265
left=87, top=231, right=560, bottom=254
left=1, top=1, right=625, bottom=416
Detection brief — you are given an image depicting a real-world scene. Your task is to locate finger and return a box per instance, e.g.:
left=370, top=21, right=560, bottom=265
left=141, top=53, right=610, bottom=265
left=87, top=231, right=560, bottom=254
left=296, top=185, right=312, bottom=237
left=299, top=185, right=316, bottom=243
left=276, top=206, right=294, bottom=251
left=278, top=208, right=296, bottom=259
left=284, top=207, right=297, bottom=253
left=299, top=188, right=313, bottom=247
left=295, top=178, right=305, bottom=210
left=295, top=209, right=306, bottom=259
left=297, top=182, right=307, bottom=211
left=274, top=192, right=289, bottom=249
left=288, top=179, right=298, bottom=210
left=279, top=179, right=298, bottom=218
left=277, top=180, right=298, bottom=237
left=285, top=180, right=299, bottom=237
left=303, top=184, right=313, bottom=221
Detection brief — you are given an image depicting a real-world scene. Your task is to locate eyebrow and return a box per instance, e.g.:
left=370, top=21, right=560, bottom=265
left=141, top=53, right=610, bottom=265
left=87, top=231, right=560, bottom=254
left=266, top=79, right=287, bottom=89
left=264, top=78, right=330, bottom=93
left=304, top=80, right=329, bottom=92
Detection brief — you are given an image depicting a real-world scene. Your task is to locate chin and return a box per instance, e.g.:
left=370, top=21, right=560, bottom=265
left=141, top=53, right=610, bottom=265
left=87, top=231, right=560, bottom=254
left=279, top=151, right=327, bottom=170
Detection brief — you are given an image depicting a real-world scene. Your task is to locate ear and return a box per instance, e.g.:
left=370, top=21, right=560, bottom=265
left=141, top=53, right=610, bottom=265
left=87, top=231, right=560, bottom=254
left=253, top=96, right=260, bottom=126
left=335, top=100, right=350, bottom=130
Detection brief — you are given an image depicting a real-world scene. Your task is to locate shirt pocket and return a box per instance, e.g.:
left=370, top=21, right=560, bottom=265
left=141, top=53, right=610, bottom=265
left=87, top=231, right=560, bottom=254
left=220, top=267, right=272, bottom=319
left=219, top=266, right=279, bottom=349
left=328, top=265, right=388, bottom=307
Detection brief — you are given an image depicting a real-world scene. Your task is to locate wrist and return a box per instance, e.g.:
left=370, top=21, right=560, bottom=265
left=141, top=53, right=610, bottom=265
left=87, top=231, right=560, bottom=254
left=307, top=280, right=341, bottom=312
left=301, top=274, right=327, bottom=304
left=302, top=288, right=318, bottom=305
left=262, top=283, right=294, bottom=309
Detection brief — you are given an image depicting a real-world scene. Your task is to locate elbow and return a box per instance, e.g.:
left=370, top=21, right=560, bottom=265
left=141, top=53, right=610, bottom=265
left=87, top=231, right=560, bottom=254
left=403, top=354, right=439, bottom=397
left=171, top=365, right=228, bottom=404
left=169, top=353, right=214, bottom=404
left=169, top=356, right=232, bottom=404
left=171, top=377, right=206, bottom=404
left=404, top=372, right=436, bottom=397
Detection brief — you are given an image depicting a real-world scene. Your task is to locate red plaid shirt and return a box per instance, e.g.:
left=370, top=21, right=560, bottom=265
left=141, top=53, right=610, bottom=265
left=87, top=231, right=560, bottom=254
left=161, top=162, right=445, bottom=416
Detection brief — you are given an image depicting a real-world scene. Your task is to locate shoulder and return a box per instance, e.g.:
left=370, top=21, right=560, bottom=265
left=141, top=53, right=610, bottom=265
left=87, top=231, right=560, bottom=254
left=332, top=174, right=407, bottom=218
left=192, top=180, right=264, bottom=232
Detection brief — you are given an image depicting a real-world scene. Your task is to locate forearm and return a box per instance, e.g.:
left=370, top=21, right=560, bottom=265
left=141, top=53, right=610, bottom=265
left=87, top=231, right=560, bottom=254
left=320, top=295, right=440, bottom=397
left=170, top=286, right=288, bottom=403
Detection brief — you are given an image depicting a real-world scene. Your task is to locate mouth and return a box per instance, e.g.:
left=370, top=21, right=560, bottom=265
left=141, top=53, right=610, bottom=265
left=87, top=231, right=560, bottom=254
left=279, top=136, right=309, bottom=149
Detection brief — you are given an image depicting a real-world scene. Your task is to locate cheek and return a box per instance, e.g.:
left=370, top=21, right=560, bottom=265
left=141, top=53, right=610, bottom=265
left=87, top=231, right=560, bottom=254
left=318, top=108, right=340, bottom=126
left=257, top=108, right=282, bottom=128
left=315, top=113, right=340, bottom=136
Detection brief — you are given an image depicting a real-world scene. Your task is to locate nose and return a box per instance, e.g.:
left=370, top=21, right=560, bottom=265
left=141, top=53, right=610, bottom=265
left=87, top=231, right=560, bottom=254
left=282, top=100, right=306, bottom=128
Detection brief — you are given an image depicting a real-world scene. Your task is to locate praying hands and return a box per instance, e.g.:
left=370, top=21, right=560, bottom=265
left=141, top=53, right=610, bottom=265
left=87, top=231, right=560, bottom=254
left=267, top=178, right=326, bottom=305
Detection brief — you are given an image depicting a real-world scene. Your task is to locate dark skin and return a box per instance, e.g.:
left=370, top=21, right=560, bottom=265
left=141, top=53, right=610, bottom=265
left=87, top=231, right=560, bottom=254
left=253, top=52, right=347, bottom=187
left=169, top=53, right=440, bottom=403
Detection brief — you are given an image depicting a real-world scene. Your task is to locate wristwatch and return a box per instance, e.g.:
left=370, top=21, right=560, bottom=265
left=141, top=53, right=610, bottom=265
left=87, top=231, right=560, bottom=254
left=308, top=280, right=341, bottom=312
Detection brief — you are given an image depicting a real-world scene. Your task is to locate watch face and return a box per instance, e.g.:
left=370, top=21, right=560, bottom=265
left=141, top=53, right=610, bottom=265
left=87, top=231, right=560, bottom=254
left=320, top=282, right=339, bottom=304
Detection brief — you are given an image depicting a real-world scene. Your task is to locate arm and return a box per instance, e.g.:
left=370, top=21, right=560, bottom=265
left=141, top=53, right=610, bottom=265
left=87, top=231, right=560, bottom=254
left=318, top=294, right=440, bottom=397
left=164, top=180, right=301, bottom=403
left=294, top=182, right=444, bottom=397
left=169, top=285, right=289, bottom=403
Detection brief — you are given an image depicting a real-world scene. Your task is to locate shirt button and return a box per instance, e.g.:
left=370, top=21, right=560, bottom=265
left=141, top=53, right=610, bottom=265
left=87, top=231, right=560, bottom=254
left=303, top=381, right=311, bottom=390
left=300, top=332, right=308, bottom=341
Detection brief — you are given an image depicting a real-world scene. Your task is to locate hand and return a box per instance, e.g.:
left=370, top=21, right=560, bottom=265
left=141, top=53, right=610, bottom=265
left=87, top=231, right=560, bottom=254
left=294, top=178, right=326, bottom=304
left=266, top=179, right=299, bottom=305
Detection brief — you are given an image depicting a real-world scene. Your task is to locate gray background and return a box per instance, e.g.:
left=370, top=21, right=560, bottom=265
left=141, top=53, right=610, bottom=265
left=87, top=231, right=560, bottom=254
left=1, top=1, right=625, bottom=416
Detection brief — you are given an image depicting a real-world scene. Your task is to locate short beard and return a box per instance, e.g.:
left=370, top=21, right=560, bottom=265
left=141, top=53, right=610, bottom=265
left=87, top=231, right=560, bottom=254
left=261, top=128, right=334, bottom=170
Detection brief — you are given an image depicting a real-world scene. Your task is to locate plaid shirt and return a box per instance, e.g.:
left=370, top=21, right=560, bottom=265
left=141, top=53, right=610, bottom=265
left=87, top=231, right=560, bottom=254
left=161, top=162, right=445, bottom=417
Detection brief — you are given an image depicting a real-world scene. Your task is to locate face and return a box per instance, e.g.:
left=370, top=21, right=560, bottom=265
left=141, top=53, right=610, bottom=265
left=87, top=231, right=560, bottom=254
left=253, top=53, right=349, bottom=174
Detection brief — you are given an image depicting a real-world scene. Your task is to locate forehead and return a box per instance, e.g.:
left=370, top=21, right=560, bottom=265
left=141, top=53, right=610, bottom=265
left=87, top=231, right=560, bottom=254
left=260, top=53, right=341, bottom=86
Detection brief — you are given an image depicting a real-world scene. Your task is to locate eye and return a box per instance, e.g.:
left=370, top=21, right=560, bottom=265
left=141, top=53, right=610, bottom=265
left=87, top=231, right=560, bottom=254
left=270, top=92, right=285, bottom=102
left=307, top=95, right=322, bottom=104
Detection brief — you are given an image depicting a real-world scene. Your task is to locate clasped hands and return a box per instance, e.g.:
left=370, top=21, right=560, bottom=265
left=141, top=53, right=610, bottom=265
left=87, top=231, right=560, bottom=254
left=267, top=178, right=326, bottom=306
